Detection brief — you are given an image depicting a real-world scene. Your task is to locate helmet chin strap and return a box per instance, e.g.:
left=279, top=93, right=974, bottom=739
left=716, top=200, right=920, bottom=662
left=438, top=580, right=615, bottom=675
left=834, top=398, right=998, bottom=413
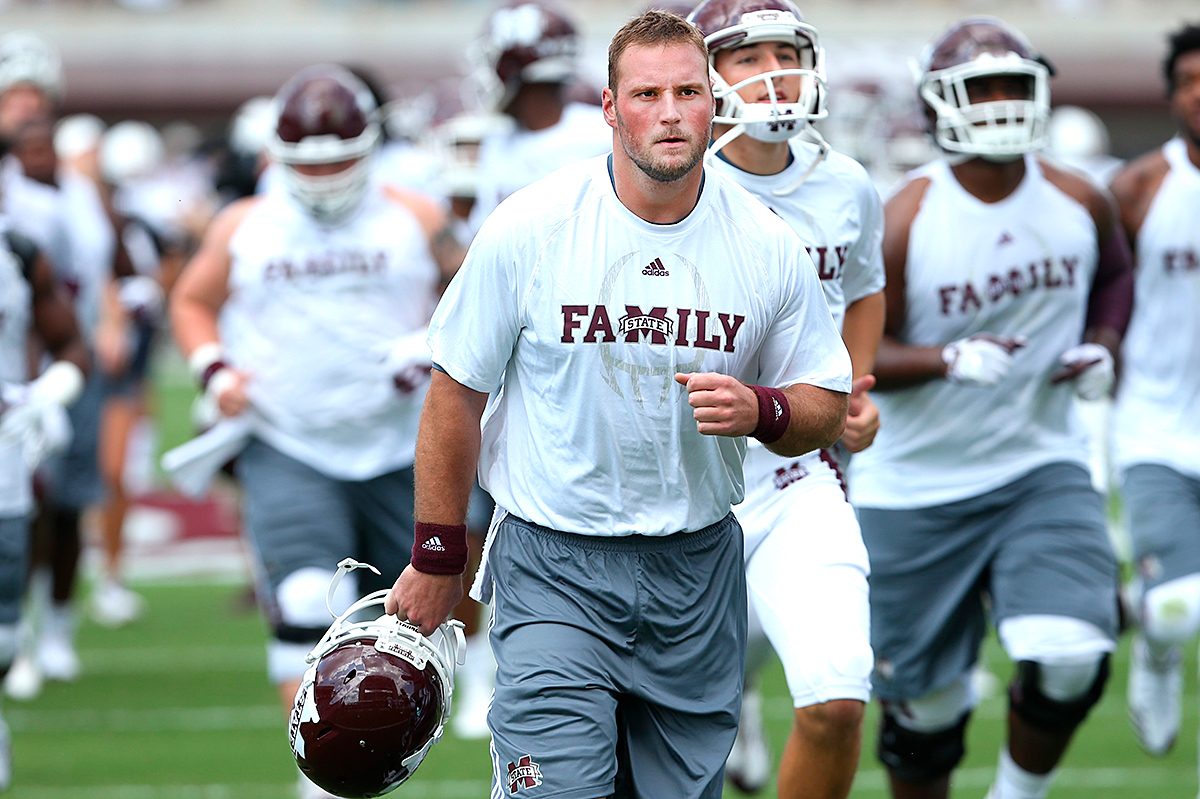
left=705, top=122, right=830, bottom=196
left=326, top=557, right=381, bottom=617
left=771, top=126, right=830, bottom=196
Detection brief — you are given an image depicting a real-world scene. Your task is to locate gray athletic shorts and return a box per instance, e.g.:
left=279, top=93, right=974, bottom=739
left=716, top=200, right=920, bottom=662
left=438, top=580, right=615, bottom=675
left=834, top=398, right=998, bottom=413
left=235, top=438, right=416, bottom=616
left=487, top=513, right=746, bottom=799
left=1124, top=464, right=1200, bottom=589
left=38, top=370, right=104, bottom=510
left=0, top=515, right=30, bottom=625
left=858, top=462, right=1119, bottom=701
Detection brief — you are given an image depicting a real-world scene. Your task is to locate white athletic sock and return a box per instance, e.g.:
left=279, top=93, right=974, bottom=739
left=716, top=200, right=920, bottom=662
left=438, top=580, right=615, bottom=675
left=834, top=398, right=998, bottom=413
left=991, top=747, right=1056, bottom=799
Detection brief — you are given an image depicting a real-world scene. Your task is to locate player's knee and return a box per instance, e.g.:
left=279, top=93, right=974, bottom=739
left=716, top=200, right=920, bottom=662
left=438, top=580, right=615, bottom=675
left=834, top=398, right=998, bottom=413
left=1141, top=574, right=1200, bottom=646
left=795, top=699, right=864, bottom=746
left=1009, top=656, right=1109, bottom=734
left=268, top=567, right=354, bottom=682
left=878, top=708, right=970, bottom=783
left=877, top=675, right=976, bottom=782
left=998, top=614, right=1112, bottom=733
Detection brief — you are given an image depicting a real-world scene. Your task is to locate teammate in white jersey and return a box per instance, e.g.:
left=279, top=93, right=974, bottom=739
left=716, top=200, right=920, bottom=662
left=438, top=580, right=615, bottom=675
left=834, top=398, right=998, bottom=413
left=169, top=65, right=463, bottom=799
left=689, top=1, right=884, bottom=796
left=385, top=12, right=851, bottom=798
left=1110, top=23, right=1200, bottom=764
left=850, top=18, right=1134, bottom=799
left=465, top=0, right=613, bottom=233
left=0, top=215, right=86, bottom=791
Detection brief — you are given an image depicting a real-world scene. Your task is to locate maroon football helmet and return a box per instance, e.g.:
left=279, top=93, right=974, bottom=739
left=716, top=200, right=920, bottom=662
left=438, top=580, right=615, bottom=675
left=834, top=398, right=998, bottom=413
left=469, top=0, right=579, bottom=112
left=267, top=64, right=381, bottom=223
left=688, top=0, right=826, bottom=150
left=917, top=17, right=1054, bottom=160
left=290, top=570, right=464, bottom=798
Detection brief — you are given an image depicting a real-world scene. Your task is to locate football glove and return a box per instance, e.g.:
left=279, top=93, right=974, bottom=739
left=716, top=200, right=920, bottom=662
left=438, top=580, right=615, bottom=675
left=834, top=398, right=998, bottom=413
left=1051, top=343, right=1114, bottom=401
left=942, top=334, right=1026, bottom=386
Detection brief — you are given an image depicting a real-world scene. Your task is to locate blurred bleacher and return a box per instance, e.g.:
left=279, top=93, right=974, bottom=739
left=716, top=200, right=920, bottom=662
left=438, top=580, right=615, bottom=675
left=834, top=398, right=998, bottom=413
left=0, top=0, right=1193, bottom=155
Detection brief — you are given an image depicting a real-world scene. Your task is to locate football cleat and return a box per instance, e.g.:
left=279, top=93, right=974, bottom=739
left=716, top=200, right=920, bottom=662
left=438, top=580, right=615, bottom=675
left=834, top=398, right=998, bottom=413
left=726, top=687, right=771, bottom=794
left=1127, top=634, right=1182, bottom=756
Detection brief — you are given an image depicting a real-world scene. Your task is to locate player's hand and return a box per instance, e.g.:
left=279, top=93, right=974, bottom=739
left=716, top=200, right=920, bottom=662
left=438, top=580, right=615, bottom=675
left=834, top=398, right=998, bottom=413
left=1050, top=343, right=1114, bottom=400
left=941, top=333, right=1026, bottom=386
left=385, top=564, right=463, bottom=636
left=208, top=368, right=251, bottom=417
left=386, top=331, right=434, bottom=394
left=674, top=372, right=758, bottom=437
left=841, top=375, right=878, bottom=453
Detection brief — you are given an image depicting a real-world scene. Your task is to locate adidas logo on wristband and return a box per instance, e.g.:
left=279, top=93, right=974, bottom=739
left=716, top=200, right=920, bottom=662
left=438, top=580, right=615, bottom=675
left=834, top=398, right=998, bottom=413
left=421, top=536, right=446, bottom=552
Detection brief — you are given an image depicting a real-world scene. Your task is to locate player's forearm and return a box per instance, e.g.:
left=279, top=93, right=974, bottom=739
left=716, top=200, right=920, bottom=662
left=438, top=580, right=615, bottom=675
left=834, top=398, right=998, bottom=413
left=842, top=292, right=886, bottom=378
left=169, top=295, right=223, bottom=357
left=413, top=369, right=489, bottom=526
left=872, top=335, right=948, bottom=390
left=765, top=383, right=848, bottom=457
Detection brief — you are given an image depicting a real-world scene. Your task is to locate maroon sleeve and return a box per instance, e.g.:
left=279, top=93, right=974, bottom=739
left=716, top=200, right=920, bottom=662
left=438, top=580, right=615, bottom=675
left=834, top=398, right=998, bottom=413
left=1086, top=224, right=1135, bottom=338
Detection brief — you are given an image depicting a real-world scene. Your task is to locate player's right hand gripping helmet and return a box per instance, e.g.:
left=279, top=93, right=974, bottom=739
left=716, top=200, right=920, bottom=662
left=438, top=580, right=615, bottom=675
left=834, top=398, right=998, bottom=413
left=688, top=0, right=828, bottom=143
left=267, top=65, right=381, bottom=225
left=917, top=16, right=1054, bottom=161
left=469, top=0, right=579, bottom=113
left=290, top=561, right=465, bottom=798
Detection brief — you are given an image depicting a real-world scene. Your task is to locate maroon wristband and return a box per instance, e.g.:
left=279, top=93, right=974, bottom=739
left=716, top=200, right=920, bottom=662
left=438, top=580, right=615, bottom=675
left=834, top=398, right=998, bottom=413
left=411, top=522, right=469, bottom=575
left=749, top=385, right=791, bottom=444
left=199, top=360, right=229, bottom=390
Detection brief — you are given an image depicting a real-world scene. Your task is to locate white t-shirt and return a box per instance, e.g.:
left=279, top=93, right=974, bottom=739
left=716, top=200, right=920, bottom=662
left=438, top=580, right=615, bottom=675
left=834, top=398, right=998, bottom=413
left=431, top=155, right=851, bottom=536
left=710, top=140, right=885, bottom=484
left=1112, top=138, right=1200, bottom=479
left=468, top=102, right=612, bottom=233
left=220, top=183, right=440, bottom=480
left=851, top=155, right=1096, bottom=509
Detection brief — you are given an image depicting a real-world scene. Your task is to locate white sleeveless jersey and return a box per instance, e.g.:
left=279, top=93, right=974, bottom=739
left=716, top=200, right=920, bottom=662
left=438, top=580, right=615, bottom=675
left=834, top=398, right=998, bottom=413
left=851, top=155, right=1096, bottom=509
left=468, top=102, right=612, bottom=233
left=221, top=185, right=440, bottom=479
left=0, top=224, right=33, bottom=516
left=1112, top=138, right=1200, bottom=479
left=709, top=140, right=885, bottom=487
left=431, top=155, right=852, bottom=536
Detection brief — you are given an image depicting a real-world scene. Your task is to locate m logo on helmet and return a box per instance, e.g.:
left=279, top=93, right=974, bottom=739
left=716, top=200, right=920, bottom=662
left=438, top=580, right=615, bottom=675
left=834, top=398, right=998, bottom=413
left=507, top=755, right=544, bottom=792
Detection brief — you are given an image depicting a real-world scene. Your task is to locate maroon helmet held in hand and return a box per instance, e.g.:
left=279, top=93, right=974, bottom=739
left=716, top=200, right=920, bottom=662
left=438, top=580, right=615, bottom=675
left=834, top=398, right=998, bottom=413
left=290, top=561, right=465, bottom=798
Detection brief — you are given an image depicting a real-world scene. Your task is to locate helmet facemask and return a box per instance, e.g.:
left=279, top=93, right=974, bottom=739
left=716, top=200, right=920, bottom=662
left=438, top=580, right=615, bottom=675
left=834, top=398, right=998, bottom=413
left=707, top=11, right=828, bottom=143
left=920, top=52, right=1050, bottom=161
left=269, top=128, right=379, bottom=225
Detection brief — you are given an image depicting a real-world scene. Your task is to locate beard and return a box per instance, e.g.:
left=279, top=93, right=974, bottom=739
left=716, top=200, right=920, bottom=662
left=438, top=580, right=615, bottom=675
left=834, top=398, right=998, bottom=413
left=615, top=107, right=711, bottom=183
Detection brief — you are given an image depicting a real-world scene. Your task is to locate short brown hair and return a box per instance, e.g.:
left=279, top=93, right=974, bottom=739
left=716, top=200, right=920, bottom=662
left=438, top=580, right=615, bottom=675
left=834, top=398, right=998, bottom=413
left=607, top=10, right=708, bottom=93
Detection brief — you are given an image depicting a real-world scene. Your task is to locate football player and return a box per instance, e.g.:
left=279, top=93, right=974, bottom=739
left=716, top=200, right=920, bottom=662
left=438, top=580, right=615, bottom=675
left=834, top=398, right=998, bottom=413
left=850, top=17, right=1134, bottom=799
left=0, top=196, right=87, bottom=791
left=687, top=1, right=884, bottom=796
left=169, top=65, right=463, bottom=799
left=385, top=11, right=850, bottom=798
left=1110, top=22, right=1200, bottom=764
left=465, top=0, right=613, bottom=232
left=1, top=34, right=130, bottom=699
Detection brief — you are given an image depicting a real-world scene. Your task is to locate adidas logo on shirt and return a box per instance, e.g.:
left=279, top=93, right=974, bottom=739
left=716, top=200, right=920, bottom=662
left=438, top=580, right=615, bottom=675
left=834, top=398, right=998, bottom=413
left=422, top=536, right=446, bottom=552
left=997, top=231, right=1015, bottom=247
left=642, top=257, right=669, bottom=276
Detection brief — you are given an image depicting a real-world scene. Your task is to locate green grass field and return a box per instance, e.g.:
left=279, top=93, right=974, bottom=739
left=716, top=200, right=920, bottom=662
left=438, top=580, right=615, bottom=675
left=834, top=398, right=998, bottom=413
left=4, top=579, right=1198, bottom=798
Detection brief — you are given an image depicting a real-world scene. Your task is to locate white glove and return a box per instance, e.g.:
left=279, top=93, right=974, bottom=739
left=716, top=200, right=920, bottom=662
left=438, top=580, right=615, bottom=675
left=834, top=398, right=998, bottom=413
left=1051, top=343, right=1115, bottom=401
left=942, top=334, right=1027, bottom=386
left=117, top=275, right=165, bottom=325
left=0, top=361, right=83, bottom=468
left=386, top=331, right=433, bottom=394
